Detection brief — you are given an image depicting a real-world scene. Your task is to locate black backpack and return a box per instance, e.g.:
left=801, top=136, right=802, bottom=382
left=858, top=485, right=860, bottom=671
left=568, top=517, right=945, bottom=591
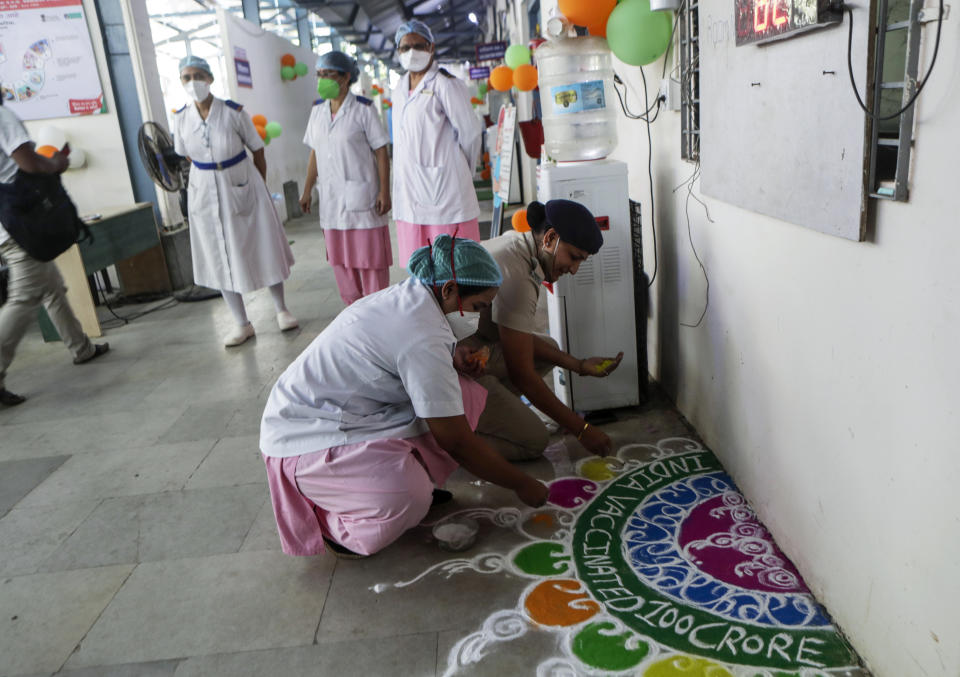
left=0, top=171, right=92, bottom=262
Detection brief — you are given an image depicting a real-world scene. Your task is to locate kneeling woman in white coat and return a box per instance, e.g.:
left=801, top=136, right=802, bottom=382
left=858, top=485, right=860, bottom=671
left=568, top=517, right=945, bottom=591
left=174, top=56, right=297, bottom=347
left=260, top=235, right=548, bottom=558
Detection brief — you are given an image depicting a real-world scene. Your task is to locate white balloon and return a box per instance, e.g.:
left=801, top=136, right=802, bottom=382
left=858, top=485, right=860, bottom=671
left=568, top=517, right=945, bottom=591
left=67, top=148, right=86, bottom=169
left=35, top=125, right=66, bottom=149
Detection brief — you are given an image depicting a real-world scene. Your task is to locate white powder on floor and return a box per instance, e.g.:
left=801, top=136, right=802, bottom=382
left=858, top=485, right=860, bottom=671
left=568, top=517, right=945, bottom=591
left=434, top=523, right=475, bottom=544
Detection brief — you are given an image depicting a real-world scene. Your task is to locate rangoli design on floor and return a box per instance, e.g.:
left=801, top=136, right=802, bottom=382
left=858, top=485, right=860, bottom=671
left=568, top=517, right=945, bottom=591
left=373, top=437, right=864, bottom=676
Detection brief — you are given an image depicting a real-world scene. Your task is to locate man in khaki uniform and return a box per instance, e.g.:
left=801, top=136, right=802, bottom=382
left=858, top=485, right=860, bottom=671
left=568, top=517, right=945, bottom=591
left=470, top=199, right=623, bottom=461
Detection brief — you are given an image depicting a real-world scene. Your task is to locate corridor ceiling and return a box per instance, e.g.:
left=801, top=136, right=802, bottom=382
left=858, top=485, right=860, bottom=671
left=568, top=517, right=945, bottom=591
left=293, top=0, right=488, bottom=63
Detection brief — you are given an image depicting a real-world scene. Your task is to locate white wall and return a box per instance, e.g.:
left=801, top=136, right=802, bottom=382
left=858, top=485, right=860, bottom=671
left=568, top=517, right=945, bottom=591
left=23, top=0, right=135, bottom=215
left=218, top=10, right=318, bottom=205
left=608, top=3, right=960, bottom=675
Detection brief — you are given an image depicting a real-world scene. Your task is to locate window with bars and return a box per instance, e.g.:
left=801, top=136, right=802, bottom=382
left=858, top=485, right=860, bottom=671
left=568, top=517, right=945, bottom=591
left=867, top=0, right=937, bottom=201
left=679, top=0, right=701, bottom=162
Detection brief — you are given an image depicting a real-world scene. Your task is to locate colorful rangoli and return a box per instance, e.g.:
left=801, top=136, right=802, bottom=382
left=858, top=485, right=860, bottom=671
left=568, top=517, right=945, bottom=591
left=373, top=437, right=866, bottom=676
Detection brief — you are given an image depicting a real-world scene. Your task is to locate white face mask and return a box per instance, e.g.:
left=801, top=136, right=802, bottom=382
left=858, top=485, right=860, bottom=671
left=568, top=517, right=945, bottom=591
left=184, top=80, right=211, bottom=103
left=400, top=49, right=432, bottom=73
left=445, top=310, right=480, bottom=340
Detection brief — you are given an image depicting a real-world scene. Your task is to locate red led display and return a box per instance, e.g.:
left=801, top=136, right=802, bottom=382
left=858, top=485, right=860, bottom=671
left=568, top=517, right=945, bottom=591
left=735, top=0, right=840, bottom=46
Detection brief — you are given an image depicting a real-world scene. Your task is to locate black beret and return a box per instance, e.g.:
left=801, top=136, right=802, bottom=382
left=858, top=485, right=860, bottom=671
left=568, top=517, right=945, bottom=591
left=544, top=199, right=603, bottom=254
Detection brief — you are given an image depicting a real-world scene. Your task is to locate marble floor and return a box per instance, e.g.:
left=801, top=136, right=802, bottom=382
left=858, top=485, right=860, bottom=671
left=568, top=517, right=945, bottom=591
left=0, top=216, right=867, bottom=676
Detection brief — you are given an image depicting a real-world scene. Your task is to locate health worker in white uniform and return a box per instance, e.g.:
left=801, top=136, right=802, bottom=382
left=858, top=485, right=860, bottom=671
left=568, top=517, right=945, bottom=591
left=391, top=20, right=482, bottom=267
left=299, top=51, right=392, bottom=306
left=173, top=56, right=297, bottom=347
left=260, top=235, right=548, bottom=559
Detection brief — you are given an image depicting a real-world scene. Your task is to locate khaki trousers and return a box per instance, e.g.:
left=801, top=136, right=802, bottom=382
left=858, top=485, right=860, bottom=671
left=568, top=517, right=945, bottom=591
left=472, top=335, right=558, bottom=461
left=0, top=240, right=93, bottom=390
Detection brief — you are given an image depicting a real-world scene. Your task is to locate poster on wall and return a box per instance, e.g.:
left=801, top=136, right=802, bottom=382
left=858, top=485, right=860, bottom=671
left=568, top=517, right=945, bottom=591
left=0, top=0, right=105, bottom=120
left=490, top=103, right=517, bottom=238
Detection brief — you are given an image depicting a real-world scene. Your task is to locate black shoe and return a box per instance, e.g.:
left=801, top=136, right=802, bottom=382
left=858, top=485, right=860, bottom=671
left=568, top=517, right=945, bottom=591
left=73, top=343, right=110, bottom=365
left=0, top=388, right=26, bottom=406
left=431, top=489, right=453, bottom=506
left=322, top=536, right=366, bottom=560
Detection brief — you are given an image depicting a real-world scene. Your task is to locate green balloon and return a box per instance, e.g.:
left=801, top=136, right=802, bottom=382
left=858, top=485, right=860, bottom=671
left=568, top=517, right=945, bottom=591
left=294, top=62, right=308, bottom=76
left=281, top=65, right=295, bottom=80
left=606, top=0, right=673, bottom=66
left=265, top=121, right=283, bottom=139
left=263, top=135, right=271, bottom=146
left=317, top=78, right=340, bottom=99
left=504, top=44, right=531, bottom=69
left=478, top=81, right=488, bottom=96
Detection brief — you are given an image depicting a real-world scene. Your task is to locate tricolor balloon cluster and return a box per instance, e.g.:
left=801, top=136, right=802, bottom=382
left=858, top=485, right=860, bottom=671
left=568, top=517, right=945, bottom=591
left=251, top=114, right=282, bottom=145
left=480, top=151, right=491, bottom=181
left=470, top=80, right=489, bottom=107
left=368, top=83, right=392, bottom=110
left=558, top=0, right=672, bottom=66
left=489, top=43, right=538, bottom=93
left=280, top=53, right=309, bottom=81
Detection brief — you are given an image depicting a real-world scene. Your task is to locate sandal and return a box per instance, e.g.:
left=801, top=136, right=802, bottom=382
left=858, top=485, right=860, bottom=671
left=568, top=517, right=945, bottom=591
left=322, top=536, right=366, bottom=560
left=0, top=388, right=26, bottom=407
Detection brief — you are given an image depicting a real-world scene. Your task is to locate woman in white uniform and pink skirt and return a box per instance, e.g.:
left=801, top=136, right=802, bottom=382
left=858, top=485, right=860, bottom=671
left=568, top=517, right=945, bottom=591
left=173, top=56, right=297, bottom=347
left=391, top=20, right=483, bottom=267
left=300, top=51, right=393, bottom=305
left=260, top=235, right=548, bottom=558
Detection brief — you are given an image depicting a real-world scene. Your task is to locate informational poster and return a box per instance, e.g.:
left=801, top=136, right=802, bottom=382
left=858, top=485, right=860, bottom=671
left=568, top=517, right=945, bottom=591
left=0, top=0, right=105, bottom=120
left=490, top=103, right=517, bottom=238
left=233, top=46, right=252, bottom=88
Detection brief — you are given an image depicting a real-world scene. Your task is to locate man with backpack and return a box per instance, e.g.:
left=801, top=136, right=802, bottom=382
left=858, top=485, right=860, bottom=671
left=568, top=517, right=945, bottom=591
left=0, top=103, right=109, bottom=407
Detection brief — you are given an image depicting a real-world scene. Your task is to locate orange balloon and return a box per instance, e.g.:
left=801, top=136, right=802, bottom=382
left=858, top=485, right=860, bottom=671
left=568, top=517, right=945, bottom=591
left=36, top=144, right=58, bottom=158
left=251, top=114, right=267, bottom=127
left=490, top=65, right=514, bottom=92
left=513, top=64, right=538, bottom=91
left=255, top=125, right=267, bottom=140
left=512, top=209, right=530, bottom=232
left=559, top=0, right=616, bottom=28
left=280, top=53, right=296, bottom=67
left=481, top=167, right=491, bottom=180
left=587, top=20, right=607, bottom=37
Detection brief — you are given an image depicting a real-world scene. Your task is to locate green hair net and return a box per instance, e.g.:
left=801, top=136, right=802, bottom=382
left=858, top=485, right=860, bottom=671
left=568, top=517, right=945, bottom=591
left=408, top=234, right=503, bottom=289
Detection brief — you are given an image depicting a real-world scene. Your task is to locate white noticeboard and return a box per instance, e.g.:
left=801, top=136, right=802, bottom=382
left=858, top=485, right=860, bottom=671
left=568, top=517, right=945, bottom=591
left=0, top=0, right=105, bottom=120
left=699, top=2, right=871, bottom=241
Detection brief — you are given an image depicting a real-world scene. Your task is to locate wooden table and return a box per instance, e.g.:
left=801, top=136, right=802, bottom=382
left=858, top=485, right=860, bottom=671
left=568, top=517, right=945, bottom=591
left=39, top=203, right=170, bottom=341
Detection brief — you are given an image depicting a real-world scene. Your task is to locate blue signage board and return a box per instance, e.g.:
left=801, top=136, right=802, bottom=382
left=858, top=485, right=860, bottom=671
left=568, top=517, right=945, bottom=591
left=469, top=66, right=490, bottom=80
left=475, top=41, right=507, bottom=62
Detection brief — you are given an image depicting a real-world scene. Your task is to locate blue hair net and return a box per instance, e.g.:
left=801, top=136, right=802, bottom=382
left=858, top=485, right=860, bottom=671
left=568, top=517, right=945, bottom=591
left=316, top=51, right=360, bottom=85
left=395, top=19, right=434, bottom=46
left=408, top=234, right=502, bottom=288
left=178, top=55, right=213, bottom=78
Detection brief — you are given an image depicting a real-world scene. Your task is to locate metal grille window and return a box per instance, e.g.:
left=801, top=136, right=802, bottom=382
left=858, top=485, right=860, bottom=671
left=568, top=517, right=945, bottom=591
left=868, top=0, right=937, bottom=201
left=679, top=0, right=700, bottom=162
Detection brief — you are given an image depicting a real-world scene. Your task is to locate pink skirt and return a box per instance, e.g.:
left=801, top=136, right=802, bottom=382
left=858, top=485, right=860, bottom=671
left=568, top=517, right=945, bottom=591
left=395, top=219, right=481, bottom=269
left=324, top=226, right=393, bottom=269
left=263, top=375, right=488, bottom=557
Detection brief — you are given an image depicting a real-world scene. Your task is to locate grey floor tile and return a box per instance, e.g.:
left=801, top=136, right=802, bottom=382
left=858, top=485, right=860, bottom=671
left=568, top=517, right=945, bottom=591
left=17, top=659, right=181, bottom=677
left=0, top=456, right=70, bottom=516
left=315, top=512, right=537, bottom=644
left=0, top=499, right=100, bottom=576
left=156, top=400, right=256, bottom=444
left=438, top=626, right=564, bottom=677
left=16, top=441, right=215, bottom=509
left=239, top=498, right=280, bottom=552
left=33, top=406, right=191, bottom=457
left=65, top=550, right=335, bottom=669
left=0, top=565, right=133, bottom=676
left=40, top=485, right=267, bottom=571
left=174, top=633, right=438, bottom=677
left=184, top=435, right=266, bottom=490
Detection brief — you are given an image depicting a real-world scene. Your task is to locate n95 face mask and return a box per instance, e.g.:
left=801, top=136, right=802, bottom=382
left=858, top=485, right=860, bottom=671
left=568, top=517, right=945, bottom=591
left=445, top=310, right=480, bottom=340
left=184, top=80, right=211, bottom=103
left=399, top=49, right=432, bottom=73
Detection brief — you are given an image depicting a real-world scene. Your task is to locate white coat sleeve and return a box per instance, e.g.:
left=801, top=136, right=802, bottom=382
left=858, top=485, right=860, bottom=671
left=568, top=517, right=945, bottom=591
left=235, top=108, right=265, bottom=153
left=436, top=76, right=482, bottom=171
left=395, top=335, right=465, bottom=420
left=362, top=104, right=390, bottom=151
left=173, top=114, right=186, bottom=157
